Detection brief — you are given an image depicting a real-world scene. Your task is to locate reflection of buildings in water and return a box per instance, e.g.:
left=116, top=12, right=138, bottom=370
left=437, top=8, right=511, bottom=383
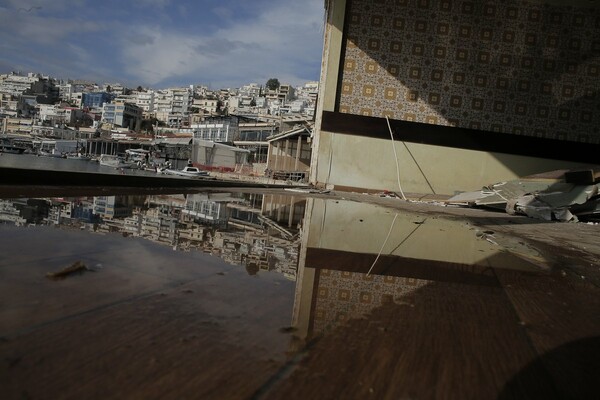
left=0, top=199, right=27, bottom=225
left=93, top=195, right=146, bottom=219
left=182, top=193, right=240, bottom=228
left=0, top=192, right=305, bottom=281
left=293, top=198, right=547, bottom=340
left=262, top=193, right=306, bottom=232
left=0, top=198, right=50, bottom=225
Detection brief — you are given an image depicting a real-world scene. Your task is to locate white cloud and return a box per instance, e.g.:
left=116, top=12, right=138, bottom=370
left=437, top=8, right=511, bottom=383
left=212, top=6, right=233, bottom=21
left=0, top=0, right=325, bottom=88
left=118, top=0, right=325, bottom=88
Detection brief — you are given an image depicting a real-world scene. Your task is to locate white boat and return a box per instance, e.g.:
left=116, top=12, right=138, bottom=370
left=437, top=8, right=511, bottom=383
left=66, top=153, right=91, bottom=161
left=38, top=149, right=65, bottom=158
left=98, top=154, right=138, bottom=169
left=162, top=166, right=210, bottom=178
left=125, top=148, right=151, bottom=162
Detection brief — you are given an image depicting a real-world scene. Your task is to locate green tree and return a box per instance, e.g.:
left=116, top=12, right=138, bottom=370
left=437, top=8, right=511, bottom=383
left=250, top=98, right=256, bottom=107
left=140, top=118, right=157, bottom=133
left=266, top=78, right=280, bottom=91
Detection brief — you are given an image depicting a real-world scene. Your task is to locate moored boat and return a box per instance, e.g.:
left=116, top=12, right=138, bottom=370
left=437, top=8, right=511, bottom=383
left=98, top=154, right=139, bottom=169
left=38, top=149, right=66, bottom=158
left=162, top=166, right=211, bottom=178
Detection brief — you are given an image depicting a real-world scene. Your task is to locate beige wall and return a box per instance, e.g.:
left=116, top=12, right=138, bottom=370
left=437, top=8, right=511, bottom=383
left=315, top=130, right=587, bottom=195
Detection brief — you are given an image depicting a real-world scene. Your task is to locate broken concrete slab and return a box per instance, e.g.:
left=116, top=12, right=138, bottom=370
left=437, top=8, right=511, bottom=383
left=447, top=169, right=600, bottom=222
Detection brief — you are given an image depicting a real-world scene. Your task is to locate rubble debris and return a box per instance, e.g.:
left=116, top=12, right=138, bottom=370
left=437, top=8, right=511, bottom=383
left=447, top=168, right=600, bottom=222
left=378, top=190, right=402, bottom=198
left=46, top=261, right=93, bottom=280
left=279, top=326, right=298, bottom=333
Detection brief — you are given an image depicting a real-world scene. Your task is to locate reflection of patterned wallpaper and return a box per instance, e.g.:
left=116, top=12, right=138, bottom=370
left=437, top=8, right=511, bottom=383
left=338, top=0, right=600, bottom=143
left=312, top=269, right=427, bottom=334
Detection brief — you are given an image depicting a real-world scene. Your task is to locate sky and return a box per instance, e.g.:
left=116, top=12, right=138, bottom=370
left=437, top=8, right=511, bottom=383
left=0, top=0, right=325, bottom=90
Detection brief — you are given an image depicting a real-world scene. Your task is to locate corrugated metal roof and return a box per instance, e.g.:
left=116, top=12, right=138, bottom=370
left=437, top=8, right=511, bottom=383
left=267, top=126, right=311, bottom=142
left=194, top=139, right=250, bottom=153
left=155, top=137, right=192, bottom=145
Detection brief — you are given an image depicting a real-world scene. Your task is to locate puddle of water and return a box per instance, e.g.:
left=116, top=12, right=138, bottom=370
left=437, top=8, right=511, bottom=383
left=0, top=188, right=597, bottom=399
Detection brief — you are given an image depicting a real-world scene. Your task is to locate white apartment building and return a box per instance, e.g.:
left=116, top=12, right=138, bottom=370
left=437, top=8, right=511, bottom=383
left=0, top=72, right=40, bottom=97
left=289, top=100, right=306, bottom=113
left=103, top=83, right=125, bottom=95
left=3, top=117, right=34, bottom=135
left=38, top=104, right=68, bottom=124
left=154, top=90, right=172, bottom=122
left=0, top=93, right=18, bottom=114
left=134, top=90, right=155, bottom=114
left=239, top=83, right=262, bottom=98
left=171, top=87, right=191, bottom=115
left=153, top=87, right=192, bottom=126
left=70, top=92, right=84, bottom=108
left=295, top=81, right=319, bottom=104
left=56, top=82, right=74, bottom=101
left=102, top=101, right=142, bottom=131
left=193, top=85, right=210, bottom=97
left=192, top=97, right=218, bottom=114
left=278, top=84, right=295, bottom=102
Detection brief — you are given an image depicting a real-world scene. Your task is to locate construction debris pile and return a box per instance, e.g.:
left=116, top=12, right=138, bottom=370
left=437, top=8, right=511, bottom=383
left=447, top=168, right=600, bottom=222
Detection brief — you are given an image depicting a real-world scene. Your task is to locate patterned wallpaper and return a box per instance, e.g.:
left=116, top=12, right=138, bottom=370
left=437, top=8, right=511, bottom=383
left=338, top=0, right=600, bottom=143
left=312, top=268, right=428, bottom=335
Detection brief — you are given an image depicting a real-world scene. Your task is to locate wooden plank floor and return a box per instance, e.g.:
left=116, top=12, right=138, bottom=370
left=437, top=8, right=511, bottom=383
left=262, top=267, right=600, bottom=400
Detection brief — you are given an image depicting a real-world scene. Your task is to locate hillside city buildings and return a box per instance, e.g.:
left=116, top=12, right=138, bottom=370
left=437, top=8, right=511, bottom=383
left=0, top=191, right=304, bottom=281
left=0, top=71, right=318, bottom=180
left=0, top=71, right=318, bottom=135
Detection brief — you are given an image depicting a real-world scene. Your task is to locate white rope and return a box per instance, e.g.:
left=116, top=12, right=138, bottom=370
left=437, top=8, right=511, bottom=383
left=367, top=213, right=398, bottom=276
left=386, top=116, right=407, bottom=200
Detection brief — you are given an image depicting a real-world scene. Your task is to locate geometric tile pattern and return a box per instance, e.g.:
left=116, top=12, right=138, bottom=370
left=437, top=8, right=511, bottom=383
left=312, top=268, right=428, bottom=335
left=338, top=0, right=600, bottom=143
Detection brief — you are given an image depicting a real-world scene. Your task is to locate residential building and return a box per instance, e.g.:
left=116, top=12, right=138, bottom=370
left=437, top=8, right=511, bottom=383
left=191, top=97, right=219, bottom=115
left=25, top=78, right=59, bottom=104
left=82, top=92, right=112, bottom=110
left=0, top=72, right=40, bottom=97
left=239, top=83, right=262, bottom=98
left=101, top=100, right=142, bottom=131
left=37, top=104, right=69, bottom=125
left=172, top=87, right=190, bottom=114
left=3, top=117, right=34, bottom=135
left=56, top=81, right=74, bottom=102
left=133, top=90, right=155, bottom=114
left=154, top=88, right=191, bottom=126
